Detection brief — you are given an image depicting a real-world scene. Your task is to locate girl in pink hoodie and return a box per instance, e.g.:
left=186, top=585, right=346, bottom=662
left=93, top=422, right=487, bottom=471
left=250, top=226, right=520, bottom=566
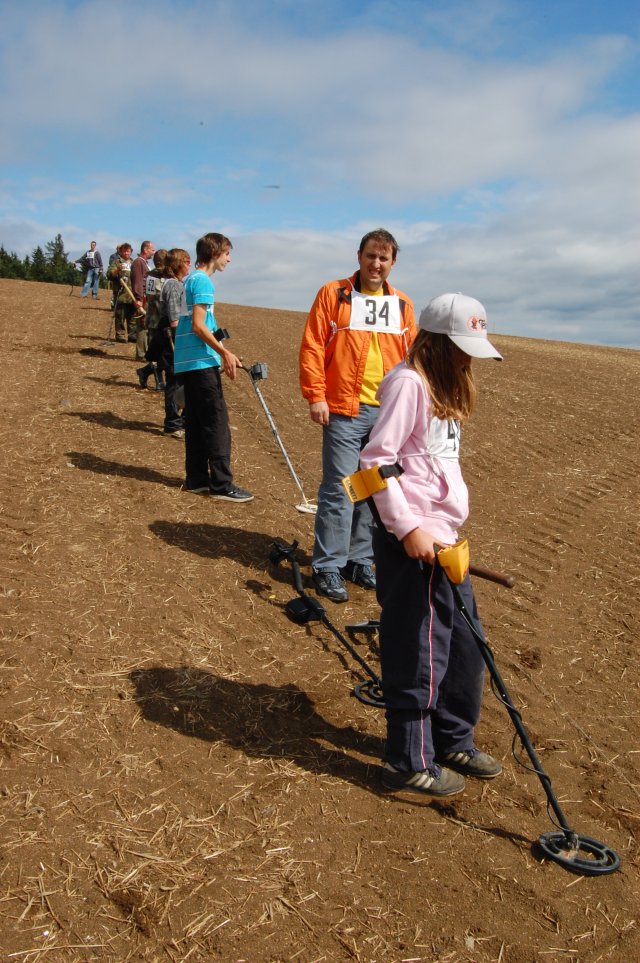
left=360, top=293, right=503, bottom=796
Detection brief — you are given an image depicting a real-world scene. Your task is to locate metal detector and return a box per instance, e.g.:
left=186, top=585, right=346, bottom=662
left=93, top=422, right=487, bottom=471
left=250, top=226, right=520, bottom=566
left=437, top=549, right=620, bottom=877
left=269, top=539, right=384, bottom=706
left=244, top=365, right=317, bottom=514
left=70, top=262, right=83, bottom=297
left=101, top=315, right=115, bottom=346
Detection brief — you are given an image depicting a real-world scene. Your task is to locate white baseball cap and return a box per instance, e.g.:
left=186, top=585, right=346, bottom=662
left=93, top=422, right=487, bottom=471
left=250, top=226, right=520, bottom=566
left=418, top=293, right=502, bottom=360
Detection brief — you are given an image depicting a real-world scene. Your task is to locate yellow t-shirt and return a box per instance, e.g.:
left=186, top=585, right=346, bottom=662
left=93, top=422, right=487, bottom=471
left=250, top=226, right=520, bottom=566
left=359, top=287, right=384, bottom=406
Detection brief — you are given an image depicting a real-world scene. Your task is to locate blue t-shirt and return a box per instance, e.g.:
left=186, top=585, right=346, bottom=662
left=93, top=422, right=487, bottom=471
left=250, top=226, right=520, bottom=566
left=173, top=270, right=221, bottom=373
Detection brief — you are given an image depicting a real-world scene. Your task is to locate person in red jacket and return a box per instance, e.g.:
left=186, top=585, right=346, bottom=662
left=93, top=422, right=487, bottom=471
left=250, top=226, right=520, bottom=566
left=299, top=228, right=416, bottom=602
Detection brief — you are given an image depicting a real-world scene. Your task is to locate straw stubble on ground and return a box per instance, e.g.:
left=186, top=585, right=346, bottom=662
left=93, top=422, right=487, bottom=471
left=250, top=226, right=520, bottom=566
left=0, top=278, right=638, bottom=962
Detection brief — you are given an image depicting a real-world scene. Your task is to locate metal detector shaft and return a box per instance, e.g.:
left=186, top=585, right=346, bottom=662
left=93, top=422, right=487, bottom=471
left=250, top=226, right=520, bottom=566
left=120, top=278, right=146, bottom=315
left=272, top=539, right=306, bottom=596
left=271, top=539, right=381, bottom=688
left=319, top=612, right=381, bottom=686
left=287, top=550, right=379, bottom=686
left=450, top=582, right=573, bottom=834
left=244, top=369, right=311, bottom=505
left=253, top=382, right=306, bottom=498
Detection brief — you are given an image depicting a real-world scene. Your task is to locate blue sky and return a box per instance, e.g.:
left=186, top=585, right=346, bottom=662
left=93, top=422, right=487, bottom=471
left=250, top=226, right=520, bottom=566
left=1, top=0, right=639, bottom=347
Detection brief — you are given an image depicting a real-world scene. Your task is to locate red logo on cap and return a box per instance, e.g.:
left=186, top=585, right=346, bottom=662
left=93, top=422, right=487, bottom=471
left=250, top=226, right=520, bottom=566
left=467, top=316, right=487, bottom=332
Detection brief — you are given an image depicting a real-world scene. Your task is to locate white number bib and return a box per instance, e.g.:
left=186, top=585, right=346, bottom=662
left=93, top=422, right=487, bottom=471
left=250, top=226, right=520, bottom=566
left=428, top=417, right=460, bottom=460
left=145, top=275, right=157, bottom=296
left=348, top=292, right=402, bottom=334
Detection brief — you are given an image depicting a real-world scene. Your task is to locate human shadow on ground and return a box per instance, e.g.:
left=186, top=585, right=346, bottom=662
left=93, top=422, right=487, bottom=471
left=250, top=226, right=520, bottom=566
left=71, top=298, right=111, bottom=311
left=150, top=522, right=376, bottom=673
left=150, top=521, right=313, bottom=587
left=34, top=344, right=84, bottom=356
left=130, top=666, right=384, bottom=793
left=79, top=347, right=111, bottom=357
left=65, top=410, right=162, bottom=435
left=150, top=520, right=278, bottom=562
left=67, top=451, right=182, bottom=488
left=85, top=374, right=145, bottom=389
left=128, top=666, right=532, bottom=846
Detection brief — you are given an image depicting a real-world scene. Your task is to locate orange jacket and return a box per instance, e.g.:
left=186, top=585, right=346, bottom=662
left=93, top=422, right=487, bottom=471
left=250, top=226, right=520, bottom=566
left=299, top=272, right=417, bottom=417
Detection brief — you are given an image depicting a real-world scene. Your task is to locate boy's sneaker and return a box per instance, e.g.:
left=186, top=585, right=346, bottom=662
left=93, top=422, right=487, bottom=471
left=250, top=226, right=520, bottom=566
left=312, top=569, right=349, bottom=603
left=436, top=748, right=502, bottom=779
left=342, top=561, right=376, bottom=589
left=210, top=485, right=254, bottom=502
left=382, top=762, right=465, bottom=796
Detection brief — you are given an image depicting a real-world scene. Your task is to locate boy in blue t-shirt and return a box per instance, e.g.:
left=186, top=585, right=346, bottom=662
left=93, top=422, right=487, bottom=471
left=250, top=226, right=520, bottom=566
left=173, top=233, right=253, bottom=501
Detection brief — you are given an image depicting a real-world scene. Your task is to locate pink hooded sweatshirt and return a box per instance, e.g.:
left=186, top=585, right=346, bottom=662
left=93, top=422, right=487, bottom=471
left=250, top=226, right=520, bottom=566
left=359, top=363, right=469, bottom=545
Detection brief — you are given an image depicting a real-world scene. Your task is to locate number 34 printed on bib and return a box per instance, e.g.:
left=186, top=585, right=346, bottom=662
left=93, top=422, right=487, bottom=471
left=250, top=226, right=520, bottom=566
left=349, top=293, right=403, bottom=334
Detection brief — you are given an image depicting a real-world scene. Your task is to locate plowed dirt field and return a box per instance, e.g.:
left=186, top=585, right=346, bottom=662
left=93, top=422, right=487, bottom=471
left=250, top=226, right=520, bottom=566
left=1, top=278, right=638, bottom=962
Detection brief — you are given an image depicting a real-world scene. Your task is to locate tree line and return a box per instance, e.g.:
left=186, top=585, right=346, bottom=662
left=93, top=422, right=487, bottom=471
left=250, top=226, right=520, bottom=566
left=0, top=234, right=103, bottom=286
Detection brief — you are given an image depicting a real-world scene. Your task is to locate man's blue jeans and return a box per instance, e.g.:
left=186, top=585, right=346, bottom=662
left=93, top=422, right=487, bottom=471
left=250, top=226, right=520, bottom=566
left=81, top=268, right=100, bottom=297
left=312, top=405, right=379, bottom=571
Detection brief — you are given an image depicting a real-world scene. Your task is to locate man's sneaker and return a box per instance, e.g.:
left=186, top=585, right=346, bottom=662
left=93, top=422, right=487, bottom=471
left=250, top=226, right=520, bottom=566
left=165, top=428, right=185, bottom=439
left=210, top=485, right=254, bottom=502
left=184, top=484, right=210, bottom=494
left=381, top=762, right=465, bottom=796
left=342, top=561, right=376, bottom=590
left=436, top=748, right=502, bottom=779
left=312, top=569, right=349, bottom=603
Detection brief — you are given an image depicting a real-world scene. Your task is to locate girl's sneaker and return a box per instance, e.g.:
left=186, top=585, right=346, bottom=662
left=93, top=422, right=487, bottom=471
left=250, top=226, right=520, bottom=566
left=381, top=762, right=464, bottom=796
left=437, top=748, right=502, bottom=779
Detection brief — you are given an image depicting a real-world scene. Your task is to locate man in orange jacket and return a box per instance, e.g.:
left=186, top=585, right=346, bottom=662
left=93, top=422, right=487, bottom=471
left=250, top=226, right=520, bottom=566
left=299, top=228, right=416, bottom=602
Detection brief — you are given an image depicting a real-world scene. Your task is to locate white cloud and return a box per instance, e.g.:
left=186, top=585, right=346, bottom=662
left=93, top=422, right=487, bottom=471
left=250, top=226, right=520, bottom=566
left=1, top=200, right=638, bottom=347
left=1, top=3, right=632, bottom=199
left=204, top=213, right=640, bottom=348
left=0, top=1, right=638, bottom=348
left=24, top=173, right=201, bottom=208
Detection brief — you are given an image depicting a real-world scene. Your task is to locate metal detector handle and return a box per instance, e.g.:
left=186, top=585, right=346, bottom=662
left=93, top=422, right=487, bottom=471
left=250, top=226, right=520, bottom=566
left=470, top=565, right=516, bottom=589
left=120, top=278, right=146, bottom=314
left=270, top=539, right=306, bottom=596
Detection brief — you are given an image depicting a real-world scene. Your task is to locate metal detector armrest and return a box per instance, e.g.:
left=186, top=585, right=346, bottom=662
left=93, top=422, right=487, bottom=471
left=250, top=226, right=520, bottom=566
left=436, top=539, right=470, bottom=584
left=342, top=463, right=403, bottom=503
